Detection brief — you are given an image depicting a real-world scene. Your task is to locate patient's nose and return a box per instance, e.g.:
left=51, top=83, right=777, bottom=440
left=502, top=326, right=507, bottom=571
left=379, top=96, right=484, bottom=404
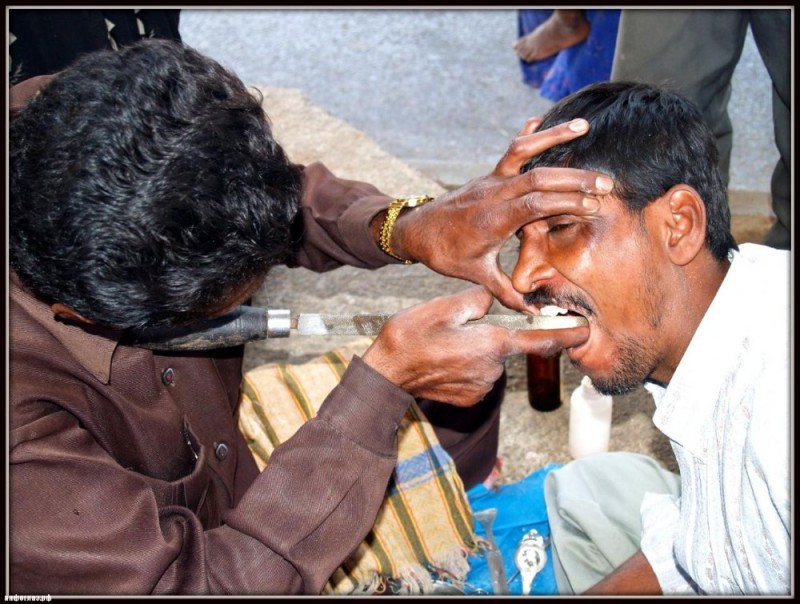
left=511, top=242, right=558, bottom=295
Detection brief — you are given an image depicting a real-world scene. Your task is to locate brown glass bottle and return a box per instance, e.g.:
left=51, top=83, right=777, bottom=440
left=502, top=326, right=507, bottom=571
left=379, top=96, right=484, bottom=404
left=526, top=352, right=562, bottom=411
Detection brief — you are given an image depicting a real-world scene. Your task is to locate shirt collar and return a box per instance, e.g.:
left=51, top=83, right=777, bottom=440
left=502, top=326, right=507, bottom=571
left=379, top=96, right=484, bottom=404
left=11, top=272, right=122, bottom=384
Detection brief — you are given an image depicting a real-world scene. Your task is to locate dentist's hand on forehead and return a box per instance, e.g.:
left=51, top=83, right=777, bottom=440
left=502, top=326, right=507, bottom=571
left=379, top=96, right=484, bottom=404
left=388, top=117, right=612, bottom=312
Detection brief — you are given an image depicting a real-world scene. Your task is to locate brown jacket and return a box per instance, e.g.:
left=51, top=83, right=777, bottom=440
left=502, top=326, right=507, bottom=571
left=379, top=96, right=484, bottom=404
left=9, top=161, right=417, bottom=594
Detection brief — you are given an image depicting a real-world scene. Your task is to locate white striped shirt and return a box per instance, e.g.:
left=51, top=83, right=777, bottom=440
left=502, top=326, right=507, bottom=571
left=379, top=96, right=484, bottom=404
left=639, top=244, right=791, bottom=595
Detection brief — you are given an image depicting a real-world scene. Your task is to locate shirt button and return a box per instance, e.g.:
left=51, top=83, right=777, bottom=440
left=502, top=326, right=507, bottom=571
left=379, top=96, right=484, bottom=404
left=214, top=441, right=230, bottom=461
left=161, top=367, right=175, bottom=386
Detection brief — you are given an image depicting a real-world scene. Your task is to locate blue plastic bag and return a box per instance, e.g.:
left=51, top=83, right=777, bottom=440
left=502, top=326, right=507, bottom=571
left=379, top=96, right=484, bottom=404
left=464, top=464, right=562, bottom=595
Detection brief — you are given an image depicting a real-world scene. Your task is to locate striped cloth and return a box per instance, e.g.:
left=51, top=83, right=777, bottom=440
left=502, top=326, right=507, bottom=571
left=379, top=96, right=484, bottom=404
left=238, top=337, right=478, bottom=595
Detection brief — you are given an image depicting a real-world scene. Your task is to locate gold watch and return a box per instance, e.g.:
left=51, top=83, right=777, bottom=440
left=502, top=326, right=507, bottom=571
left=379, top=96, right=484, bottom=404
left=379, top=195, right=433, bottom=264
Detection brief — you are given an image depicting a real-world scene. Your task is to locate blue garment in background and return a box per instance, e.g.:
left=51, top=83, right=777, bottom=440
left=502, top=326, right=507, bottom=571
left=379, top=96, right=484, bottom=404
left=518, top=9, right=621, bottom=102
left=464, top=463, right=561, bottom=595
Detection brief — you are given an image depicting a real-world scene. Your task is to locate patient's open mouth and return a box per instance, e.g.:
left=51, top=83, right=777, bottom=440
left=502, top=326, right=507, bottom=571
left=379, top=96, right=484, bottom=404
left=537, top=301, right=593, bottom=359
left=539, top=304, right=568, bottom=316
left=539, top=303, right=589, bottom=321
left=523, top=289, right=592, bottom=325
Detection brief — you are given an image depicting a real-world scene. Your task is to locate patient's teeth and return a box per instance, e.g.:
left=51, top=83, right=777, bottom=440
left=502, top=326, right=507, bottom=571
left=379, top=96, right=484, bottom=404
left=539, top=304, right=568, bottom=316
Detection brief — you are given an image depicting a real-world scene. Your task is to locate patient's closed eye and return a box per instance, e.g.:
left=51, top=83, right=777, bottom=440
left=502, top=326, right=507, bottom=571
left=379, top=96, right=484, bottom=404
left=547, top=222, right=576, bottom=235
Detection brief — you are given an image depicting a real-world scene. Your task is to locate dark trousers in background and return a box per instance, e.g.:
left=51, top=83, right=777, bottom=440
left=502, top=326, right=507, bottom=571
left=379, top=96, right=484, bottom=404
left=611, top=9, right=791, bottom=250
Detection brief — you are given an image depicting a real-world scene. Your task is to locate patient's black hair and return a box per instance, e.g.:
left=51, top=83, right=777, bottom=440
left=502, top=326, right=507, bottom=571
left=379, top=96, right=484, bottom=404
left=524, top=81, right=737, bottom=261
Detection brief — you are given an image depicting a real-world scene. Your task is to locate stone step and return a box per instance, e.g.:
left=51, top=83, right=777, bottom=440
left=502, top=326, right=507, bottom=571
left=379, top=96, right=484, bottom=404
left=729, top=190, right=774, bottom=245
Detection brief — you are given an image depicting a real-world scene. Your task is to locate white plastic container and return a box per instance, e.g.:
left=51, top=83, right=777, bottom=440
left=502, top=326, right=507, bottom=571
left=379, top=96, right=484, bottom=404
left=568, top=375, right=613, bottom=458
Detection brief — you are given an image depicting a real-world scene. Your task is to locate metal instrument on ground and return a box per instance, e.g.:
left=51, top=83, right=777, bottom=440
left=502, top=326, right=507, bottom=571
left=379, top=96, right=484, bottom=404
left=126, top=306, right=588, bottom=351
left=514, top=528, right=549, bottom=595
left=474, top=507, right=510, bottom=595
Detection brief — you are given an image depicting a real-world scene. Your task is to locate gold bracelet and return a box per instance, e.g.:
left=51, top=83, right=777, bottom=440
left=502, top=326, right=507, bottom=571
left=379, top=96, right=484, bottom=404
left=379, top=196, right=434, bottom=264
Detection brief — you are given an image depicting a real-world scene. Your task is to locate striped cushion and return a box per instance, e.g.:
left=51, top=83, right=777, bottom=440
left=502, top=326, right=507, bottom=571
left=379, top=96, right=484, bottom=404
left=238, top=337, right=478, bottom=594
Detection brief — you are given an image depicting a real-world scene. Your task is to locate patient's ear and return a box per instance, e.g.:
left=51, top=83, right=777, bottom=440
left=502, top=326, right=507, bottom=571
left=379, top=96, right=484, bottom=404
left=657, top=185, right=707, bottom=266
left=51, top=303, right=94, bottom=325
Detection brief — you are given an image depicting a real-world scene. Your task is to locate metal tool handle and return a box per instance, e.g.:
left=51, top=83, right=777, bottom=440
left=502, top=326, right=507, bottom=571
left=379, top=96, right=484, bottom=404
left=475, top=507, right=510, bottom=595
left=296, top=312, right=587, bottom=336
left=125, top=307, right=289, bottom=351
left=487, top=549, right=510, bottom=595
left=125, top=307, right=587, bottom=351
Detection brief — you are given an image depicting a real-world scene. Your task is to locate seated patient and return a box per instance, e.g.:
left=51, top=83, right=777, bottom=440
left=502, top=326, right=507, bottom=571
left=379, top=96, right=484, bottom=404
left=512, top=82, right=790, bottom=595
